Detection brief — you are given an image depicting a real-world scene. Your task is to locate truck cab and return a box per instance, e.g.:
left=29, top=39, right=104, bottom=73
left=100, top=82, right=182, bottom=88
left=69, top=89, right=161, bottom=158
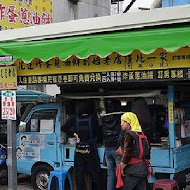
left=17, top=100, right=105, bottom=190
left=17, top=103, right=61, bottom=189
left=0, top=89, right=52, bottom=186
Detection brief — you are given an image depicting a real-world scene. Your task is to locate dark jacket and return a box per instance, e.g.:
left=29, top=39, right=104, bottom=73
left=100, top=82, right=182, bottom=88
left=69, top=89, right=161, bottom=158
left=62, top=115, right=102, bottom=143
left=102, top=112, right=123, bottom=148
left=131, top=98, right=153, bottom=142
left=122, top=131, right=150, bottom=178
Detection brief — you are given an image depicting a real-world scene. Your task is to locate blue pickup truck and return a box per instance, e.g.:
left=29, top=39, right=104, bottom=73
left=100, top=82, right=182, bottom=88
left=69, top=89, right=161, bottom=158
left=0, top=89, right=52, bottom=185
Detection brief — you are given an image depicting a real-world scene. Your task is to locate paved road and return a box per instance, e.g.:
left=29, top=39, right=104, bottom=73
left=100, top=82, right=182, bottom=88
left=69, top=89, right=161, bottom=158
left=0, top=184, right=33, bottom=190
left=0, top=175, right=33, bottom=190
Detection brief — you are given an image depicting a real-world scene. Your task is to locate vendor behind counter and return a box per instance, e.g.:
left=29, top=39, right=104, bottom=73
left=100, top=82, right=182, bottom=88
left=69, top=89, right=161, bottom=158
left=131, top=98, right=153, bottom=142
left=62, top=100, right=103, bottom=144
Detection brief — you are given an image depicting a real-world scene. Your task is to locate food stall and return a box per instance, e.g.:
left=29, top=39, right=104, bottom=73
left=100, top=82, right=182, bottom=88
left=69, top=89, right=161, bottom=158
left=0, top=5, right=190, bottom=189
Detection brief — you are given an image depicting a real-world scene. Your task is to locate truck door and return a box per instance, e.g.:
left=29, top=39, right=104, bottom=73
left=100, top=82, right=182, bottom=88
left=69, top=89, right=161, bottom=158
left=17, top=108, right=59, bottom=175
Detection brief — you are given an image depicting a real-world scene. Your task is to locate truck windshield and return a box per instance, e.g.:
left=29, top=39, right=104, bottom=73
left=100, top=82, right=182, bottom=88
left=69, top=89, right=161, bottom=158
left=20, top=104, right=35, bottom=121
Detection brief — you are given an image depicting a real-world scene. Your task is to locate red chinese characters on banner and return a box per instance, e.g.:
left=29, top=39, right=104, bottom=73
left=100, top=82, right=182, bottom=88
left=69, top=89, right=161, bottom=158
left=41, top=12, right=51, bottom=24
left=0, top=3, right=6, bottom=21
left=7, top=5, right=19, bottom=23
left=0, top=2, right=52, bottom=30
left=31, top=11, right=41, bottom=25
left=20, top=7, right=30, bottom=26
left=31, top=11, right=52, bottom=25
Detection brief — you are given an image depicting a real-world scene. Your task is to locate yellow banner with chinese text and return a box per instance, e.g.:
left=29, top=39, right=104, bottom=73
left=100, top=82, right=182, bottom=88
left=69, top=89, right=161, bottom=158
left=0, top=0, right=52, bottom=31
left=15, top=47, right=190, bottom=77
left=0, top=66, right=17, bottom=90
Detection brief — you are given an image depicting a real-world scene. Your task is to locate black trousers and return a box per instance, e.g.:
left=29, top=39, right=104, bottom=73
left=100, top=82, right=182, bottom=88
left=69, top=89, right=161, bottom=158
left=74, top=150, right=102, bottom=190
left=123, top=176, right=147, bottom=190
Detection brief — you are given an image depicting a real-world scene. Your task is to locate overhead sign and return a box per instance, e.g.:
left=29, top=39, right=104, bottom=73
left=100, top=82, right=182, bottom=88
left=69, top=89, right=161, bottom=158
left=0, top=0, right=52, bottom=31
left=17, top=68, right=190, bottom=85
left=0, top=66, right=17, bottom=90
left=1, top=90, right=16, bottom=120
left=16, top=47, right=190, bottom=85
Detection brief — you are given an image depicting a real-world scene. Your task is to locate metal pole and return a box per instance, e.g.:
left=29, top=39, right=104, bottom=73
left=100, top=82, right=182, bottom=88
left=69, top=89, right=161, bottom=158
left=7, top=119, right=17, bottom=190
left=168, top=85, right=176, bottom=149
left=118, top=0, right=120, bottom=14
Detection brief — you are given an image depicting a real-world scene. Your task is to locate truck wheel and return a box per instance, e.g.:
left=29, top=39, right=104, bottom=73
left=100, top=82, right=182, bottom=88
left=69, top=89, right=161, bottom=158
left=0, top=165, right=8, bottom=185
left=176, top=168, right=190, bottom=190
left=31, top=164, right=53, bottom=190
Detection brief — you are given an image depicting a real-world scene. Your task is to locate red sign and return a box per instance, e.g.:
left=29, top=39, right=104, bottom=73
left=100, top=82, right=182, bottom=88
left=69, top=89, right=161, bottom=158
left=1, top=90, right=16, bottom=120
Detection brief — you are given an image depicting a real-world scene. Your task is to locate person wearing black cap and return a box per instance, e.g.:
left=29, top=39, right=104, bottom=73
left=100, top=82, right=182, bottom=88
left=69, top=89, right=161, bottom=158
left=62, top=100, right=102, bottom=190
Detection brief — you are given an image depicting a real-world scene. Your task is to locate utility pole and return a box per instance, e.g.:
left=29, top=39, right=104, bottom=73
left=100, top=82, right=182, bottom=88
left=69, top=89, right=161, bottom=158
left=1, top=66, right=18, bottom=190
left=7, top=120, right=17, bottom=190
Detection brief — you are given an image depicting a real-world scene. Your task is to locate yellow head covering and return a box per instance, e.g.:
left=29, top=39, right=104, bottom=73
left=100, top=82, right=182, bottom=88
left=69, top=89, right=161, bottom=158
left=121, top=112, right=142, bottom=132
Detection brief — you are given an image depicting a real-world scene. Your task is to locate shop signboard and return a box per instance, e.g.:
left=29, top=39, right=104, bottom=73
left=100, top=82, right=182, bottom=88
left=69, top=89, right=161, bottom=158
left=15, top=47, right=190, bottom=85
left=1, top=90, right=16, bottom=120
left=0, top=0, right=52, bottom=31
left=0, top=66, right=17, bottom=90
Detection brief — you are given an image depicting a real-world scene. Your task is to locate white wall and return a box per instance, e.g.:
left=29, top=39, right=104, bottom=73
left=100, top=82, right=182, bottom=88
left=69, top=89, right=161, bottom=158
left=45, top=85, right=60, bottom=97
left=123, top=0, right=161, bottom=12
left=77, top=0, right=111, bottom=19
left=53, top=0, right=111, bottom=22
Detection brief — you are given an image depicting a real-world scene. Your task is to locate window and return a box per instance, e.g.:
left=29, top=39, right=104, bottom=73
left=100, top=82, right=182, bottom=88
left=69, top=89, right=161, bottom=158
left=26, top=109, right=57, bottom=133
left=68, top=0, right=78, bottom=2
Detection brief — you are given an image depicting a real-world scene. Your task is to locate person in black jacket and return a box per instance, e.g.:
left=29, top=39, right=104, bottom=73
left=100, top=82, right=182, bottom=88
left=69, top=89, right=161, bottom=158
left=131, top=98, right=153, bottom=142
left=102, top=100, right=123, bottom=190
left=62, top=100, right=102, bottom=190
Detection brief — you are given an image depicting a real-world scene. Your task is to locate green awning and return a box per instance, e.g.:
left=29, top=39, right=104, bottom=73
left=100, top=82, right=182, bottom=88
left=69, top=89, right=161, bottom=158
left=0, top=25, right=190, bottom=64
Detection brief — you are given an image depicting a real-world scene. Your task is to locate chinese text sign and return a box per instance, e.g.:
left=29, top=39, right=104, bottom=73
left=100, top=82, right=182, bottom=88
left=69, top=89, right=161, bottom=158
left=0, top=66, right=17, bottom=90
left=0, top=0, right=52, bottom=31
left=1, top=90, right=16, bottom=120
left=15, top=47, right=190, bottom=85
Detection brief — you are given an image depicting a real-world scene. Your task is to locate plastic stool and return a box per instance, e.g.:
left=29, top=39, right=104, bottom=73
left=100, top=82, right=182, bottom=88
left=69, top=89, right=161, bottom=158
left=48, top=170, right=74, bottom=190
left=153, top=179, right=179, bottom=190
